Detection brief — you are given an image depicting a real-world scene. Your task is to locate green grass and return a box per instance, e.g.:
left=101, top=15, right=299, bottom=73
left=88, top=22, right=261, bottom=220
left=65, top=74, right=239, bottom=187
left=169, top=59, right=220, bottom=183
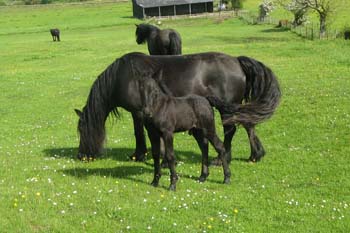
left=1, top=2, right=350, bottom=232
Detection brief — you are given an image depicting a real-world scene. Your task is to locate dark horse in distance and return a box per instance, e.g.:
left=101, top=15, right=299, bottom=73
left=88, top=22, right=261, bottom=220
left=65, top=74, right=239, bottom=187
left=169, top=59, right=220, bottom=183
left=50, top=28, right=60, bottom=42
left=135, top=24, right=182, bottom=55
left=138, top=73, right=231, bottom=190
left=75, top=52, right=281, bottom=167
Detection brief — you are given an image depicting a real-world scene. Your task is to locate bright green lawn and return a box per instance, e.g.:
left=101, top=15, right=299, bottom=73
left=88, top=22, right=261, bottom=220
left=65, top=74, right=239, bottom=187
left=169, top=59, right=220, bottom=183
left=1, top=2, right=350, bottom=232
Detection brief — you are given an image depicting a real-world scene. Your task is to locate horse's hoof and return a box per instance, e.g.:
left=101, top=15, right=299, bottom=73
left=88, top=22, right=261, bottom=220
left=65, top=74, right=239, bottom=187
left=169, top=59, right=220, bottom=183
left=248, top=156, right=260, bottom=163
left=198, top=174, right=208, bottom=183
left=129, top=152, right=147, bottom=162
left=78, top=153, right=95, bottom=162
left=223, top=177, right=231, bottom=184
left=151, top=181, right=159, bottom=187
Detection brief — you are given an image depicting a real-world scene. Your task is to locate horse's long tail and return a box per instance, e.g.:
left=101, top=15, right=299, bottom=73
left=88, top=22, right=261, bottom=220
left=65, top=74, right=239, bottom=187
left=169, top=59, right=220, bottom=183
left=169, top=32, right=182, bottom=55
left=223, top=56, right=281, bottom=126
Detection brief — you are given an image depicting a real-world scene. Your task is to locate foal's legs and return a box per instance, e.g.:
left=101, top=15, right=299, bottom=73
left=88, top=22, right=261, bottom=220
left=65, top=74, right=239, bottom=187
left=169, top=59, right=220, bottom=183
left=191, top=129, right=209, bottom=182
left=244, top=124, right=265, bottom=162
left=207, top=132, right=231, bottom=184
left=131, top=112, right=148, bottom=161
left=211, top=121, right=237, bottom=166
left=145, top=124, right=161, bottom=187
left=162, top=132, right=178, bottom=191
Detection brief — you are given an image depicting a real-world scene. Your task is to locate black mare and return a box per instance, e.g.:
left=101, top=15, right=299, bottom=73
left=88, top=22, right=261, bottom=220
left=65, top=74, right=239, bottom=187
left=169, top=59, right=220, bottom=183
left=50, top=28, right=60, bottom=42
left=75, top=52, right=281, bottom=167
left=138, top=73, right=231, bottom=190
left=135, top=24, right=182, bottom=55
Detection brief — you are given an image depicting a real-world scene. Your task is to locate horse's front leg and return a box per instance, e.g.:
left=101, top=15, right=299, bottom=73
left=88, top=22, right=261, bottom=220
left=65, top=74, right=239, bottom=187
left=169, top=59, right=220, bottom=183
left=131, top=112, right=148, bottom=161
left=163, top=132, right=178, bottom=191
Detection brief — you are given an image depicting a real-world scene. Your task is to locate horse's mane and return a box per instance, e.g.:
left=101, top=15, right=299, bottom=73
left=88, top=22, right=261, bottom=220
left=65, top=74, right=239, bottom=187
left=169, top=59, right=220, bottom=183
left=82, top=59, right=121, bottom=136
left=136, top=24, right=159, bottom=44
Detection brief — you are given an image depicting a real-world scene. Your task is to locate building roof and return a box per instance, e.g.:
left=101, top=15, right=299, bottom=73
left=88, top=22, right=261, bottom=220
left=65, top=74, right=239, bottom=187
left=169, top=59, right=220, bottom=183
left=134, top=0, right=213, bottom=8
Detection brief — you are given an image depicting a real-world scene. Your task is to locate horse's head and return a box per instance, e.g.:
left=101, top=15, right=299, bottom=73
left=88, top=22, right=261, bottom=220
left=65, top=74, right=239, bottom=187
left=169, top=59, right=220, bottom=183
left=135, top=24, right=150, bottom=44
left=75, top=108, right=104, bottom=161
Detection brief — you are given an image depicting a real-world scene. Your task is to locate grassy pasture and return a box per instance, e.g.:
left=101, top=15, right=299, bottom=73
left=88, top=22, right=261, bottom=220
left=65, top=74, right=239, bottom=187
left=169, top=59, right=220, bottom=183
left=1, top=2, right=350, bottom=232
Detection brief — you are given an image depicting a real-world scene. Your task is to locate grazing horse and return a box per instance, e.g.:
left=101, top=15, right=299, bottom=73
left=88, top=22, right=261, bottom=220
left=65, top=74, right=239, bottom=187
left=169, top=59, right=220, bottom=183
left=135, top=24, right=182, bottom=55
left=75, top=52, right=281, bottom=167
left=50, top=28, right=60, bottom=42
left=138, top=72, right=231, bottom=190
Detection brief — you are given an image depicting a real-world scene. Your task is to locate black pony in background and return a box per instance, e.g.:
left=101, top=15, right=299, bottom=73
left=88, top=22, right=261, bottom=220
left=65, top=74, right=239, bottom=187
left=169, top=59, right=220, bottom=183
left=138, top=72, right=231, bottom=190
left=50, top=28, right=60, bottom=42
left=135, top=24, right=182, bottom=55
left=75, top=52, right=281, bottom=168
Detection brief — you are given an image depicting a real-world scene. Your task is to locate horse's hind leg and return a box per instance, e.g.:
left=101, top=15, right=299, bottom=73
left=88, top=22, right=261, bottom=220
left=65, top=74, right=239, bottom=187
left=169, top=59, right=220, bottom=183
left=191, top=129, right=209, bottom=182
left=131, top=112, right=148, bottom=161
left=207, top=132, right=231, bottom=184
left=244, top=124, right=265, bottom=162
left=211, top=123, right=237, bottom=166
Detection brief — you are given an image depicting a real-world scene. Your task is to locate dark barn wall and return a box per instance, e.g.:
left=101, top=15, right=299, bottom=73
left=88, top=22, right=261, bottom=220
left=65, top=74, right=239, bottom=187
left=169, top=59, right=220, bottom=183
left=132, top=0, right=144, bottom=18
left=161, top=5, right=175, bottom=16
left=176, top=4, right=190, bottom=15
left=145, top=7, right=160, bottom=17
left=133, top=1, right=214, bottom=18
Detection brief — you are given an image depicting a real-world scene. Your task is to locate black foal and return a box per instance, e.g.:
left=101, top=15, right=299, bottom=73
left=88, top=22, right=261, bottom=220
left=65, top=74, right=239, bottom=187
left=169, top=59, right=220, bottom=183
left=139, top=75, right=231, bottom=191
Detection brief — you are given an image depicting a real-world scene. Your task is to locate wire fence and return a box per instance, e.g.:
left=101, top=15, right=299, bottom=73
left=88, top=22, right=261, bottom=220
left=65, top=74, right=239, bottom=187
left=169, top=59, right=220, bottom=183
left=236, top=10, right=346, bottom=40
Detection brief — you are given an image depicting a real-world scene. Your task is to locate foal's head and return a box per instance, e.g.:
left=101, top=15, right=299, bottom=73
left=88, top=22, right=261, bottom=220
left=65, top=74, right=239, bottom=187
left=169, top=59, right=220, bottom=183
left=139, top=77, right=164, bottom=118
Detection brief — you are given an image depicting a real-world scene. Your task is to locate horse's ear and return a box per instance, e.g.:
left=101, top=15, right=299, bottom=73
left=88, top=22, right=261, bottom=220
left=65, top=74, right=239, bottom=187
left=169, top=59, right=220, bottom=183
left=74, top=109, right=83, bottom=118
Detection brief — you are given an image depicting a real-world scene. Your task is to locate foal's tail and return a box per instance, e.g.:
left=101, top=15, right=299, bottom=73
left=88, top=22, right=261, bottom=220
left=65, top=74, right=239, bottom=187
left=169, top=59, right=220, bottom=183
left=169, top=32, right=182, bottom=55
left=223, top=56, right=281, bottom=126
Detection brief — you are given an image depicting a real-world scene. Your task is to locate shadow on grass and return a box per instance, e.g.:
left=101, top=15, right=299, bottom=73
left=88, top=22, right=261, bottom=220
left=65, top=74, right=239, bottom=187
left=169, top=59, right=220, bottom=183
left=206, top=35, right=291, bottom=44
left=42, top=147, right=208, bottom=164
left=261, top=27, right=290, bottom=33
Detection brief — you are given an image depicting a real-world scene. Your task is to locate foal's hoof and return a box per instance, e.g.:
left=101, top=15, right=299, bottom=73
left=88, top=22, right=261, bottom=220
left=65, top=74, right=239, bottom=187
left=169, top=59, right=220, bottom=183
left=169, top=184, right=176, bottom=191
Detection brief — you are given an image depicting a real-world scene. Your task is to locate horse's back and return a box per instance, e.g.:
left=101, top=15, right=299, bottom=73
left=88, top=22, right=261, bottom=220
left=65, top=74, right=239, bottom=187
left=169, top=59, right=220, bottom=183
left=121, top=52, right=246, bottom=103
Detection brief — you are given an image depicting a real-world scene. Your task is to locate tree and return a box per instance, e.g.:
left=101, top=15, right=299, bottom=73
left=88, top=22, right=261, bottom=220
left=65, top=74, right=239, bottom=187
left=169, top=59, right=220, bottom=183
left=258, top=0, right=275, bottom=21
left=277, top=0, right=308, bottom=26
left=294, top=0, right=342, bottom=38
